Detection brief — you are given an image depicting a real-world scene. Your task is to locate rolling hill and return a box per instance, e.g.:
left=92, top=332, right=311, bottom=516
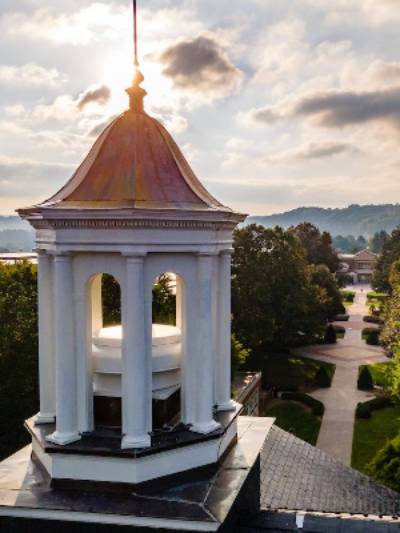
left=246, top=204, right=400, bottom=237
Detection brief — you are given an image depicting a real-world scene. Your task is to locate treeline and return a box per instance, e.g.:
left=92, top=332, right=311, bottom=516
left=333, top=231, right=388, bottom=254
left=364, top=227, right=400, bottom=490
left=0, top=262, right=38, bottom=459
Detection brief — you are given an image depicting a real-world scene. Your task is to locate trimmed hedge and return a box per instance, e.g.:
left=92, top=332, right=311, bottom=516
left=358, top=366, right=373, bottom=390
left=315, top=366, right=331, bottom=387
left=362, top=327, right=382, bottom=346
left=324, top=324, right=337, bottom=344
left=277, top=384, right=299, bottom=393
left=363, top=315, right=384, bottom=325
left=281, top=392, right=324, bottom=416
left=333, top=324, right=345, bottom=335
left=341, top=290, right=355, bottom=303
left=367, top=292, right=387, bottom=304
left=335, top=313, right=349, bottom=321
left=355, top=396, right=393, bottom=419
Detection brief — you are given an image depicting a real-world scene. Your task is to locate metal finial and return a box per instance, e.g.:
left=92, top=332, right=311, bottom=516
left=127, top=0, right=147, bottom=112
left=133, top=0, right=139, bottom=68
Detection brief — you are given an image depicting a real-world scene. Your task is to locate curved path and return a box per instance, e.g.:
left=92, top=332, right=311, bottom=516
left=292, top=285, right=389, bottom=465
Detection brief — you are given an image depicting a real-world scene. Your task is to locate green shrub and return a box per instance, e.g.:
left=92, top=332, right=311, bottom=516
left=324, top=324, right=337, bottom=344
left=281, top=392, right=324, bottom=416
left=340, top=290, right=355, bottom=303
left=277, top=384, right=299, bottom=393
left=366, top=434, right=400, bottom=491
left=358, top=366, right=374, bottom=390
left=355, top=396, right=393, bottom=418
left=315, top=366, right=331, bottom=387
left=362, top=327, right=381, bottom=346
left=363, top=315, right=384, bottom=325
left=335, top=313, right=349, bottom=321
left=333, top=324, right=345, bottom=333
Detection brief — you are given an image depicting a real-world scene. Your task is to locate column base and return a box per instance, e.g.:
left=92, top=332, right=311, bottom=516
left=34, top=412, right=56, bottom=425
left=217, top=399, right=239, bottom=412
left=121, top=434, right=151, bottom=450
left=191, top=419, right=221, bottom=435
left=46, top=431, right=81, bottom=446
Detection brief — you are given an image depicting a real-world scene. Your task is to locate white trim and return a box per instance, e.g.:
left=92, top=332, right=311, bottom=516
left=0, top=507, right=219, bottom=531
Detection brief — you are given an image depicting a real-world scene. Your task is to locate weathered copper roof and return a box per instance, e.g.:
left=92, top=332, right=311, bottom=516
left=36, top=110, right=227, bottom=212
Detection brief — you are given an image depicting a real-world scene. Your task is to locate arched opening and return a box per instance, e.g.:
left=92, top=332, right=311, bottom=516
left=87, top=273, right=123, bottom=430
left=151, top=273, right=183, bottom=431
left=88, top=272, right=185, bottom=434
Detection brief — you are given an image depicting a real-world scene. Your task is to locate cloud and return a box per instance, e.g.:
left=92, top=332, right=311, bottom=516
left=2, top=4, right=127, bottom=45
left=267, top=142, right=358, bottom=163
left=159, top=35, right=243, bottom=99
left=247, top=87, right=400, bottom=131
left=87, top=115, right=118, bottom=137
left=292, top=87, right=400, bottom=128
left=0, top=155, right=73, bottom=196
left=76, top=85, right=111, bottom=111
left=0, top=63, right=66, bottom=87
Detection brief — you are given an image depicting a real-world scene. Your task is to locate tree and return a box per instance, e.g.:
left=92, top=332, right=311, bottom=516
left=381, top=261, right=400, bottom=355
left=366, top=434, right=400, bottom=491
left=0, top=261, right=38, bottom=460
left=369, top=230, right=389, bottom=254
left=372, top=227, right=400, bottom=292
left=231, top=225, right=327, bottom=357
left=309, top=264, right=345, bottom=320
left=231, top=334, right=251, bottom=377
left=291, top=222, right=339, bottom=273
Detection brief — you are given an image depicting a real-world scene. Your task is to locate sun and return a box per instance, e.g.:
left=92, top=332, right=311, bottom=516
left=101, top=47, right=175, bottom=115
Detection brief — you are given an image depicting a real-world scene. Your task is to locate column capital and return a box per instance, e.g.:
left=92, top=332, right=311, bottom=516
left=53, top=252, right=73, bottom=262
left=197, top=251, right=218, bottom=258
left=220, top=248, right=234, bottom=257
left=122, top=252, right=147, bottom=262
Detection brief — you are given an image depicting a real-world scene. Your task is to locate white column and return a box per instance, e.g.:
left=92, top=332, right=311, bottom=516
left=47, top=253, right=80, bottom=445
left=217, top=250, right=236, bottom=411
left=35, top=250, right=56, bottom=425
left=191, top=253, right=221, bottom=434
left=121, top=254, right=151, bottom=449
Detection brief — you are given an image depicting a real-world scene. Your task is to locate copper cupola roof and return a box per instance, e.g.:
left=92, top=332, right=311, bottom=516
left=19, top=68, right=231, bottom=214
left=41, top=111, right=226, bottom=211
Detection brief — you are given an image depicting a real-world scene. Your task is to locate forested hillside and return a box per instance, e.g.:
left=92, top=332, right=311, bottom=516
left=247, top=204, right=400, bottom=237
left=0, top=216, right=34, bottom=251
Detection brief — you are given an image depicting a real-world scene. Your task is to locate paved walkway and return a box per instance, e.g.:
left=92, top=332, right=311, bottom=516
left=292, top=285, right=389, bottom=465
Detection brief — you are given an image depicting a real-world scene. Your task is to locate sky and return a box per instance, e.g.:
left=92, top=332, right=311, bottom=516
left=1, top=0, right=400, bottom=216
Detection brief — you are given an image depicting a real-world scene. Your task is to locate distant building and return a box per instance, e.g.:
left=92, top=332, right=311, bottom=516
left=338, top=249, right=378, bottom=284
left=0, top=252, right=37, bottom=265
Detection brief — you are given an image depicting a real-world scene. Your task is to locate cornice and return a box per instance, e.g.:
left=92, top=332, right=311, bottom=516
left=29, top=218, right=241, bottom=231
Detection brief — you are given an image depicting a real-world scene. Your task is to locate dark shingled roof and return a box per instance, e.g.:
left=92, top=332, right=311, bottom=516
left=260, top=426, right=400, bottom=515
left=240, top=426, right=400, bottom=532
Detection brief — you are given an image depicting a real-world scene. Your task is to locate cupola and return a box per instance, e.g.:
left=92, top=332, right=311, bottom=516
left=18, top=0, right=246, bottom=487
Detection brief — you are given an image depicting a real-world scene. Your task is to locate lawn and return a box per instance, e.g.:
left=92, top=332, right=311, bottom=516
left=360, top=362, right=392, bottom=388
left=263, top=400, right=321, bottom=445
left=352, top=405, right=400, bottom=474
left=262, top=355, right=335, bottom=390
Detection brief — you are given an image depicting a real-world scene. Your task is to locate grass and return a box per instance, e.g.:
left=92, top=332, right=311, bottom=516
left=262, top=355, right=336, bottom=390
left=367, top=291, right=387, bottom=300
left=352, top=405, right=400, bottom=474
left=263, top=400, right=321, bottom=445
left=359, top=362, right=392, bottom=388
